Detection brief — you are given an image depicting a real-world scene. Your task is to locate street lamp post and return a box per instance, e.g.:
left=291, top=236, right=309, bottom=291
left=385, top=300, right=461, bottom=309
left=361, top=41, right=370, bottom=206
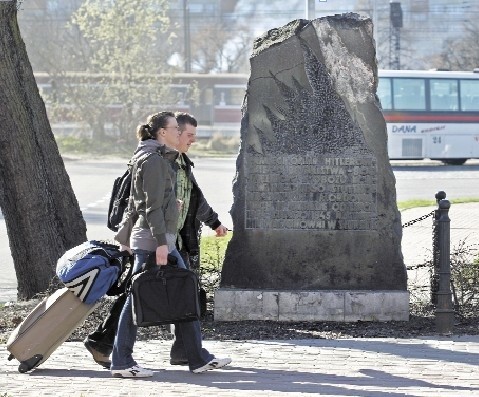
left=306, top=0, right=315, bottom=19
left=306, top=0, right=328, bottom=19
left=389, top=1, right=402, bottom=70
left=183, top=0, right=191, bottom=73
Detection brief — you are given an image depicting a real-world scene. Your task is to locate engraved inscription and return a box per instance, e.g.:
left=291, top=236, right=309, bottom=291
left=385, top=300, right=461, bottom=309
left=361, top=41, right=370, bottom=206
left=244, top=36, right=378, bottom=231
left=245, top=153, right=378, bottom=230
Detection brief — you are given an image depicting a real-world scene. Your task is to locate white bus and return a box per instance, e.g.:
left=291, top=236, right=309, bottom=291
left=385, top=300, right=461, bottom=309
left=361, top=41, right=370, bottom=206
left=378, top=69, right=479, bottom=165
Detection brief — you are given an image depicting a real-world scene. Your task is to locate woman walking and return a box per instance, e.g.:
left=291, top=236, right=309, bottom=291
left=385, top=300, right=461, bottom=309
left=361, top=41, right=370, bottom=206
left=110, top=111, right=231, bottom=378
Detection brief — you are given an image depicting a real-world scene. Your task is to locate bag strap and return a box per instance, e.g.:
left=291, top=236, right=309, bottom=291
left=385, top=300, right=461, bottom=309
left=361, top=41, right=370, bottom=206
left=126, top=253, right=178, bottom=293
left=106, top=254, right=135, bottom=296
left=110, top=250, right=132, bottom=259
left=144, top=252, right=178, bottom=270
left=88, top=241, right=132, bottom=265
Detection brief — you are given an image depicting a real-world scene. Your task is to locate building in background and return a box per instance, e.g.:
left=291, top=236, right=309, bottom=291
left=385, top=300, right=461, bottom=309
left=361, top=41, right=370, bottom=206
left=17, top=0, right=479, bottom=72
left=15, top=0, right=479, bottom=141
left=353, top=0, right=477, bottom=69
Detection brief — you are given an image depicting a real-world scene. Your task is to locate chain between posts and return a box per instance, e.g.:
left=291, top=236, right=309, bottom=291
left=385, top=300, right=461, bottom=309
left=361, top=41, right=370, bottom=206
left=402, top=210, right=434, bottom=228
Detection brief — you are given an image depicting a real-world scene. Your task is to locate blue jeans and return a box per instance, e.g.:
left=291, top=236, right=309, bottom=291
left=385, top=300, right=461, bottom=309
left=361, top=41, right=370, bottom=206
left=111, top=248, right=214, bottom=371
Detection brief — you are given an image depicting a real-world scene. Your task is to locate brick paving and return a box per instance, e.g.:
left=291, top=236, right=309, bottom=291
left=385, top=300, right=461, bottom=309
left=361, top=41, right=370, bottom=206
left=2, top=337, right=479, bottom=396
left=1, top=203, right=478, bottom=396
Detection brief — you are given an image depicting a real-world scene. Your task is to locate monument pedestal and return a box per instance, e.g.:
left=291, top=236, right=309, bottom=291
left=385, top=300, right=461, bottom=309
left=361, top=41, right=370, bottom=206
left=214, top=289, right=409, bottom=322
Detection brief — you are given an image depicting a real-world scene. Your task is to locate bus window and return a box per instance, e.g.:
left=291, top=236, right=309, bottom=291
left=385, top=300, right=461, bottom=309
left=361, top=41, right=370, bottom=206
left=377, top=77, right=392, bottom=110
left=214, top=85, right=245, bottom=107
left=392, top=78, right=426, bottom=110
left=460, top=79, right=479, bottom=111
left=430, top=79, right=458, bottom=111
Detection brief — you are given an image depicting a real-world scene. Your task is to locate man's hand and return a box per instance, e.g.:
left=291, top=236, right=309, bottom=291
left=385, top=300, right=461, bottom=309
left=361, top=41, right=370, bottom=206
left=215, top=225, right=228, bottom=237
left=176, top=199, right=184, bottom=211
left=156, top=245, right=169, bottom=266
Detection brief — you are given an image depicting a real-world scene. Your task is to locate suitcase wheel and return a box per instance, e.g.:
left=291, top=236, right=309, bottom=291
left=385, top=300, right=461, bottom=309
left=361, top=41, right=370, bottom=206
left=18, top=354, right=43, bottom=373
left=8, top=353, right=14, bottom=361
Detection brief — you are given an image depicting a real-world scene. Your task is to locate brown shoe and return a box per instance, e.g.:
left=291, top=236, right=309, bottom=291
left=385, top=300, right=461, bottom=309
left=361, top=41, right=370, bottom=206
left=83, top=339, right=111, bottom=369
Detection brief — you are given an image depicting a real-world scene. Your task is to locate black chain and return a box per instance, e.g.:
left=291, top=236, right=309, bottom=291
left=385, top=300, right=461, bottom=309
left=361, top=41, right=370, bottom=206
left=402, top=210, right=434, bottom=228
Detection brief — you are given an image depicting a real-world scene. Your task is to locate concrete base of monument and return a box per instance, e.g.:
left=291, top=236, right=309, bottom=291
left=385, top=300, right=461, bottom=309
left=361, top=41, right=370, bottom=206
left=214, top=289, right=409, bottom=322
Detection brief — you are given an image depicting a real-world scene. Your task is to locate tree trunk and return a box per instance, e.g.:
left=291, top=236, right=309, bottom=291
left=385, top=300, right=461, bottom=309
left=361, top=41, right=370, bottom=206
left=0, top=2, right=87, bottom=300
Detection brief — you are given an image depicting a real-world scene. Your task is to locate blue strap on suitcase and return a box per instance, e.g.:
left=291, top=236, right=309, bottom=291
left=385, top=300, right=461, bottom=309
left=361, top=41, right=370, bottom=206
left=56, top=240, right=130, bottom=304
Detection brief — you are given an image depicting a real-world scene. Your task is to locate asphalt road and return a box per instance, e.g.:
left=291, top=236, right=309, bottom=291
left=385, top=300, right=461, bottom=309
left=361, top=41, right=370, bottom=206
left=391, top=159, right=479, bottom=201
left=1, top=157, right=478, bottom=301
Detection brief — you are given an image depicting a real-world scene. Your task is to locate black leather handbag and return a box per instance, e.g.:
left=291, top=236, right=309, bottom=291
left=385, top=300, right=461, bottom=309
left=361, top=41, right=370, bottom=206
left=130, top=256, right=201, bottom=327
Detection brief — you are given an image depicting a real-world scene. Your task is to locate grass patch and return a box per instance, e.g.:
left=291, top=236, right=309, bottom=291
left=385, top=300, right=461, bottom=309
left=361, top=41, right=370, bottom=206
left=200, top=233, right=232, bottom=251
left=56, top=136, right=135, bottom=157
left=197, top=233, right=232, bottom=302
left=398, top=197, right=479, bottom=211
left=200, top=233, right=232, bottom=270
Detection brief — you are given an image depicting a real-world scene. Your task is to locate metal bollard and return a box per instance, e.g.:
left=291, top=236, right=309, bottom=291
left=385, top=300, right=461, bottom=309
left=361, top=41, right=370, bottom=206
left=435, top=199, right=454, bottom=334
left=431, top=191, right=446, bottom=304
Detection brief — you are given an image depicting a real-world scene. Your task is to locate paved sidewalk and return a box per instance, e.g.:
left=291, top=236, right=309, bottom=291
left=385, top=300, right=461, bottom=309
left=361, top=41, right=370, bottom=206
left=1, top=203, right=478, bottom=396
left=2, top=337, right=479, bottom=396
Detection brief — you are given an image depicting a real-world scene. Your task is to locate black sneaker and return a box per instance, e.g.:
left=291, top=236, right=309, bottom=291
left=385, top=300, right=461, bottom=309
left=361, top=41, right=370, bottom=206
left=83, top=339, right=111, bottom=369
left=170, top=358, right=189, bottom=366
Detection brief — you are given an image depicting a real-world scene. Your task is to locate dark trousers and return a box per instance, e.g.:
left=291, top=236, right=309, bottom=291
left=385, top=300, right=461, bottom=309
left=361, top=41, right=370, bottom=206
left=85, top=293, right=127, bottom=355
left=86, top=250, right=202, bottom=359
left=179, top=249, right=207, bottom=317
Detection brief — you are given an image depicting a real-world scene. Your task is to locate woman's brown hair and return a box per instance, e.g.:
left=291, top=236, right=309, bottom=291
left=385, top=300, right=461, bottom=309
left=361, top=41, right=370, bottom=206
left=136, top=111, right=175, bottom=141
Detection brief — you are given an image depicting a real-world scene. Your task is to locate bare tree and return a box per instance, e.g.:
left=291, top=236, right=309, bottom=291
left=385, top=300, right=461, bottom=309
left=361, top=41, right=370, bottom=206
left=17, top=1, right=84, bottom=73
left=431, top=21, right=479, bottom=71
left=190, top=22, right=253, bottom=73
left=0, top=1, right=87, bottom=300
left=28, top=0, right=176, bottom=143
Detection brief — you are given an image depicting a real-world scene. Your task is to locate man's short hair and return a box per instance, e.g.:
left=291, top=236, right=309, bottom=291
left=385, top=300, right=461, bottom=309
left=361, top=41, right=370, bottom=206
left=175, top=112, right=198, bottom=128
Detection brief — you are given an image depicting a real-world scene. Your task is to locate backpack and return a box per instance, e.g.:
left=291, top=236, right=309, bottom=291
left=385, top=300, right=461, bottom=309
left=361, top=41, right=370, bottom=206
left=56, top=240, right=132, bottom=304
left=107, top=152, right=154, bottom=232
left=107, top=167, right=132, bottom=232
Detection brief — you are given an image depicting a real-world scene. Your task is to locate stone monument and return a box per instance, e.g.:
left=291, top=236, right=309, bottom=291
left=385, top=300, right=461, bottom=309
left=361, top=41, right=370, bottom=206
left=214, top=14, right=409, bottom=322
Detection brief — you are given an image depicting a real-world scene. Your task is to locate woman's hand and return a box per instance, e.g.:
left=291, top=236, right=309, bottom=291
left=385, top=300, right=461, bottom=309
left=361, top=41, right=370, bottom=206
left=120, top=244, right=132, bottom=255
left=156, top=245, right=169, bottom=266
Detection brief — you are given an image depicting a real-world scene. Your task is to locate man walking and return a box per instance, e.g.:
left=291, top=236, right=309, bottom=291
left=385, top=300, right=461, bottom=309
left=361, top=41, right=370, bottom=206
left=83, top=112, right=229, bottom=369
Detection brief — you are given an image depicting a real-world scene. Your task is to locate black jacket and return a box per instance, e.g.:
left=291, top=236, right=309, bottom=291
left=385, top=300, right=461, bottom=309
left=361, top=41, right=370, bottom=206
left=177, top=154, right=221, bottom=263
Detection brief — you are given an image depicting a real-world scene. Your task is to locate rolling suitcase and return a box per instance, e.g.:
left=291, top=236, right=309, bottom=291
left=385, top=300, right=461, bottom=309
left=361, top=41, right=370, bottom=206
left=6, top=287, right=97, bottom=373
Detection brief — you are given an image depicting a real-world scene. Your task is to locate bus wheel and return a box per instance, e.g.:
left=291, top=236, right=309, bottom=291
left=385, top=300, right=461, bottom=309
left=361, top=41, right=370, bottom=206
left=441, top=159, right=467, bottom=165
